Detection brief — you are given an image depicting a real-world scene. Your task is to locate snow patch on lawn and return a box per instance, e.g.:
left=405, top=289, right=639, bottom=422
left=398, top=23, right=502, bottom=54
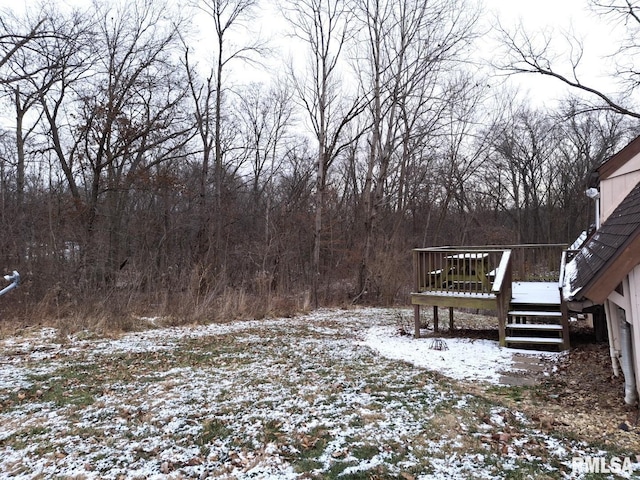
left=0, top=308, right=635, bottom=479
left=362, top=325, right=561, bottom=384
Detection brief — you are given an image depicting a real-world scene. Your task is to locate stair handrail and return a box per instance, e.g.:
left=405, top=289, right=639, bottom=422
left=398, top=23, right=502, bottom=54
left=491, top=250, right=512, bottom=294
left=492, top=250, right=513, bottom=347
left=558, top=250, right=567, bottom=291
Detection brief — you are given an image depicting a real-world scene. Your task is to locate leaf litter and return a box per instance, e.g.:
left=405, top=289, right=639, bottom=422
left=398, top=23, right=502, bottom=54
left=0, top=307, right=637, bottom=479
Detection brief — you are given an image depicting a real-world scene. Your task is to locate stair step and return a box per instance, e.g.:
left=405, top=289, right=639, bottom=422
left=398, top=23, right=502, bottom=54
left=510, top=303, right=561, bottom=310
left=508, top=310, right=562, bottom=318
left=505, top=336, right=564, bottom=345
left=506, top=323, right=563, bottom=331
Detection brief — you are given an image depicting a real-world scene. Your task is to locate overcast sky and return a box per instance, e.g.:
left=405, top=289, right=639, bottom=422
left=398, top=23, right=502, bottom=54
left=483, top=0, right=622, bottom=102
left=0, top=0, right=626, bottom=107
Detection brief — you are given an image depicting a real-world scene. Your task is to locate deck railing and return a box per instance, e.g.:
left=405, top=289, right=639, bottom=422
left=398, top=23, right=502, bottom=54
left=413, top=248, right=504, bottom=295
left=414, top=244, right=567, bottom=296
left=483, top=244, right=567, bottom=282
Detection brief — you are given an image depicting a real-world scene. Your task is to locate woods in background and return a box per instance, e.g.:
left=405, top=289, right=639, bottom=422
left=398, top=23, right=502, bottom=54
left=0, top=0, right=636, bottom=327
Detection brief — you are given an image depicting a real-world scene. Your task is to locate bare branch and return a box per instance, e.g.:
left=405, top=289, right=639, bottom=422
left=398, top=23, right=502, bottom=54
left=496, top=20, right=640, bottom=118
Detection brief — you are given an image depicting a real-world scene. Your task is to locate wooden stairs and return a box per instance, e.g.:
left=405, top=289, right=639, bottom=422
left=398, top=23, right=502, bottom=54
left=505, top=282, right=569, bottom=351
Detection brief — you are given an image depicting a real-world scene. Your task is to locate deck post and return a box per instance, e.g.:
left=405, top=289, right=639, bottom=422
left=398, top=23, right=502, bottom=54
left=560, top=295, right=570, bottom=350
left=414, top=304, right=421, bottom=338
left=496, top=294, right=507, bottom=347
left=433, top=306, right=439, bottom=332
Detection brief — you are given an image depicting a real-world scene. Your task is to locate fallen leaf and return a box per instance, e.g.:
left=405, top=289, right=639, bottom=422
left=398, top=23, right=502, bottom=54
left=331, top=450, right=346, bottom=458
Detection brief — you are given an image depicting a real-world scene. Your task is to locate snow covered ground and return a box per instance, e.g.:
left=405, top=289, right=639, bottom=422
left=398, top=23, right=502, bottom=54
left=0, top=307, right=637, bottom=479
left=363, top=326, right=561, bottom=385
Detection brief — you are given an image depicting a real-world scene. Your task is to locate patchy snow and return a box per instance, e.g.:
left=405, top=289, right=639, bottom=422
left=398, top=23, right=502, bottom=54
left=0, top=307, right=637, bottom=479
left=362, top=325, right=561, bottom=384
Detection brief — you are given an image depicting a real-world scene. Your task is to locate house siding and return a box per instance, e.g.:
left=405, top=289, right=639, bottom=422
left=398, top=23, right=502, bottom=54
left=601, top=163, right=640, bottom=222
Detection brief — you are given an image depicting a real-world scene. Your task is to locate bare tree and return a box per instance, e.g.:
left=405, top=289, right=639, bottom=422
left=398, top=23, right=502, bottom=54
left=33, top=0, right=193, bottom=288
left=0, top=5, right=101, bottom=302
left=484, top=105, right=554, bottom=243
left=475, top=91, right=633, bottom=245
left=497, top=0, right=640, bottom=118
left=0, top=10, right=49, bottom=81
left=430, top=74, right=494, bottom=246
left=282, top=0, right=368, bottom=306
left=235, top=82, right=294, bottom=281
left=183, top=48, right=216, bottom=261
left=237, top=82, right=292, bottom=198
left=550, top=99, right=629, bottom=239
left=0, top=4, right=96, bottom=267
left=192, top=0, right=267, bottom=267
left=352, top=0, right=479, bottom=299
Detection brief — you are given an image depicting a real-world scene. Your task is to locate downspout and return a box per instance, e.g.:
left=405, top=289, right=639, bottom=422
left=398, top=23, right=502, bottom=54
left=604, top=300, right=621, bottom=377
left=619, top=309, right=638, bottom=405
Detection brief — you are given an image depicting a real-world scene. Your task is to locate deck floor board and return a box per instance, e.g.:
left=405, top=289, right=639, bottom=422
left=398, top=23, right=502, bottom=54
left=511, top=282, right=560, bottom=306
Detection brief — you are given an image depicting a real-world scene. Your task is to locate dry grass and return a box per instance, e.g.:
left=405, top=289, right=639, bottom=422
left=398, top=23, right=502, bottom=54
left=9, top=281, right=312, bottom=336
left=0, top=308, right=637, bottom=479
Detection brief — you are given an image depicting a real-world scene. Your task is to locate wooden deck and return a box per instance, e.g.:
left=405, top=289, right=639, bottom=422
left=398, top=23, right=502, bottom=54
left=411, top=281, right=561, bottom=309
left=411, top=246, right=569, bottom=350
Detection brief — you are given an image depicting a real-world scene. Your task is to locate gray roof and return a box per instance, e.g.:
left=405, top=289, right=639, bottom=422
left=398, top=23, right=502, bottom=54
left=564, top=180, right=640, bottom=302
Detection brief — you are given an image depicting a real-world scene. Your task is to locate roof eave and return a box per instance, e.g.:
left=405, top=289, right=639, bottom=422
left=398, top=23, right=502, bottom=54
left=598, top=135, right=640, bottom=180
left=580, top=231, right=640, bottom=304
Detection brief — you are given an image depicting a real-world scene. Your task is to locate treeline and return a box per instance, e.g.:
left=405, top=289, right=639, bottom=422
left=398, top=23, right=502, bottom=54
left=0, top=0, right=634, bottom=327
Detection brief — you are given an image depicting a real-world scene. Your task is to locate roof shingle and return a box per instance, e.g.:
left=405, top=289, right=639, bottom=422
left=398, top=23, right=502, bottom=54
left=565, top=181, right=640, bottom=302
